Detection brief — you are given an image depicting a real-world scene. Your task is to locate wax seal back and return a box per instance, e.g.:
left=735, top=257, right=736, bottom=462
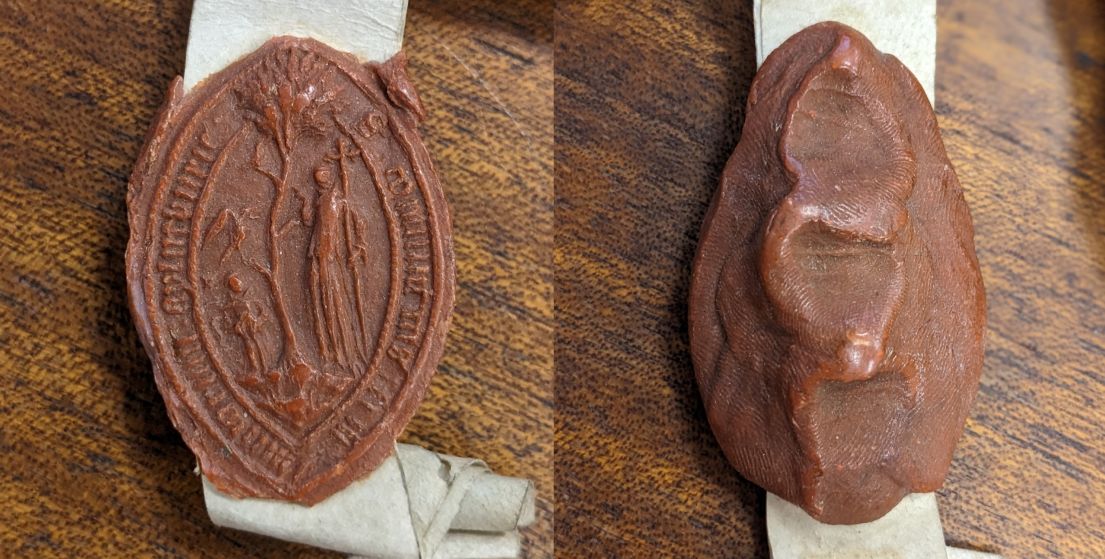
left=689, top=23, right=985, bottom=524
left=126, top=37, right=453, bottom=504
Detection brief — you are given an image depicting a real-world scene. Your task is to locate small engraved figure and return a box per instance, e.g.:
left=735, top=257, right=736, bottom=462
left=203, top=209, right=232, bottom=245
left=226, top=273, right=266, bottom=374
left=203, top=209, right=248, bottom=264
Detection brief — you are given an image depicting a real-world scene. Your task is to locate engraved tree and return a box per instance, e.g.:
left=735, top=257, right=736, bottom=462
left=238, top=48, right=342, bottom=424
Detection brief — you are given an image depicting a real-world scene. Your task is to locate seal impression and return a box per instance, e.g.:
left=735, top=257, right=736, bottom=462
left=126, top=37, right=454, bottom=504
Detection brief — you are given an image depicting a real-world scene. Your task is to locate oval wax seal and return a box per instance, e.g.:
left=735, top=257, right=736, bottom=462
left=689, top=22, right=985, bottom=524
left=126, top=37, right=454, bottom=504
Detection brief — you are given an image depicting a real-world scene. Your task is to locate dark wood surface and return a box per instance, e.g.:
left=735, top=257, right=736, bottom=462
left=0, top=1, right=551, bottom=557
left=555, top=1, right=1105, bottom=558
left=4, top=0, right=1105, bottom=557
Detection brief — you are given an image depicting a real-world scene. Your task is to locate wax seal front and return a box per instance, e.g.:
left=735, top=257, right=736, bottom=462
left=689, top=22, right=985, bottom=524
left=127, top=37, right=453, bottom=504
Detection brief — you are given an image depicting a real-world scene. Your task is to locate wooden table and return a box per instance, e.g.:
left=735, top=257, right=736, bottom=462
left=4, top=0, right=1105, bottom=557
left=0, top=1, right=551, bottom=557
left=555, top=0, right=1105, bottom=557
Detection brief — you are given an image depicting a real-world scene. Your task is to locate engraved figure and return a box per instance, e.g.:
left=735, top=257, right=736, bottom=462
left=308, top=138, right=371, bottom=369
left=226, top=274, right=266, bottom=374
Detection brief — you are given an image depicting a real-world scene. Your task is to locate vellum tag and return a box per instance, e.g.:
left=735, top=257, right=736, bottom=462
left=767, top=493, right=948, bottom=559
left=184, top=0, right=407, bottom=91
left=767, top=494, right=1002, bottom=559
left=753, top=0, right=936, bottom=103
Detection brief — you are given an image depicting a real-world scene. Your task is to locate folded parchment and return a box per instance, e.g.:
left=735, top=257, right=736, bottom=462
left=203, top=443, right=535, bottom=559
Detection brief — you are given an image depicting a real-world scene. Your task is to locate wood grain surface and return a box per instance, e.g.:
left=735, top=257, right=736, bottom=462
left=4, top=0, right=1105, bottom=557
left=0, top=1, right=551, bottom=557
left=555, top=1, right=1105, bottom=558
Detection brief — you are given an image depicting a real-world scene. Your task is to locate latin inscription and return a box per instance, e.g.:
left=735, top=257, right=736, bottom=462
left=159, top=132, right=215, bottom=315
left=386, top=166, right=432, bottom=371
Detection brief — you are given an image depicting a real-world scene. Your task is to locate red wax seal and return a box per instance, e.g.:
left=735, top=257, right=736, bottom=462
left=126, top=37, right=453, bottom=504
left=689, top=23, right=985, bottom=524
